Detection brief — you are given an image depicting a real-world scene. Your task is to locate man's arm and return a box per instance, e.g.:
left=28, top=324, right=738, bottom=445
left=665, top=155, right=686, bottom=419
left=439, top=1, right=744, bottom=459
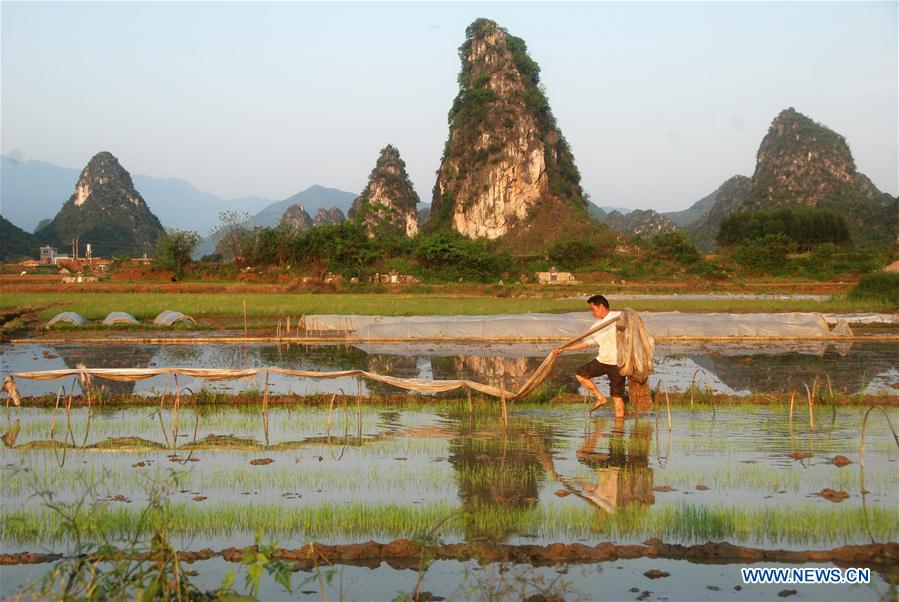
left=553, top=341, right=590, bottom=356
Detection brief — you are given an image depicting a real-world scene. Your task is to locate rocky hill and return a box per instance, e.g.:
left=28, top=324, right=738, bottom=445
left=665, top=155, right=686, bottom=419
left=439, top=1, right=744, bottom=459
left=36, top=152, right=164, bottom=257
left=604, top=209, right=676, bottom=238
left=279, top=205, right=314, bottom=232
left=348, top=145, right=420, bottom=237
left=1, top=154, right=270, bottom=235
left=254, top=185, right=356, bottom=228
left=744, top=108, right=893, bottom=244
left=429, top=18, right=587, bottom=240
left=314, top=207, right=345, bottom=226
left=1, top=215, right=37, bottom=262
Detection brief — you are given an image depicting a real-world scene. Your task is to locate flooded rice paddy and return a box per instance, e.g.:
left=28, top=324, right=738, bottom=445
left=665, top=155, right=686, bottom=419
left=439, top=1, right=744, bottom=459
left=1, top=340, right=897, bottom=599
left=1, top=401, right=898, bottom=599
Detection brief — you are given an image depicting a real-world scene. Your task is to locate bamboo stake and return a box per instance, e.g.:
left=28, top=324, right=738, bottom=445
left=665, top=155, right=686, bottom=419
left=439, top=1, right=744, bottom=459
left=467, top=389, right=472, bottom=414
left=664, top=383, right=672, bottom=432
left=788, top=390, right=795, bottom=433
left=804, top=383, right=815, bottom=432
left=500, top=384, right=508, bottom=427
left=262, top=371, right=270, bottom=447
left=172, top=375, right=180, bottom=450
left=243, top=300, right=248, bottom=338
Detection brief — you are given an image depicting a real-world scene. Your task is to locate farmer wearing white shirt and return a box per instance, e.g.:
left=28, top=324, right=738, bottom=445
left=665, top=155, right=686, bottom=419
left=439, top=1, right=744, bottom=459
left=552, top=295, right=625, bottom=418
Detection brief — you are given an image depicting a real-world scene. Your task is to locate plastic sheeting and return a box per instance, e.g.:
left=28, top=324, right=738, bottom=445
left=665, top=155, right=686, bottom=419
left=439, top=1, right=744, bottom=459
left=153, top=310, right=196, bottom=326
left=102, top=312, right=139, bottom=326
left=306, top=311, right=848, bottom=340
left=45, top=312, right=87, bottom=329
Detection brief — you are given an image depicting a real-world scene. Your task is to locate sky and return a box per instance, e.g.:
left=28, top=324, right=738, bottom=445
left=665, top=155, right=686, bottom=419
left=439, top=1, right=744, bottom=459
left=2, top=1, right=896, bottom=212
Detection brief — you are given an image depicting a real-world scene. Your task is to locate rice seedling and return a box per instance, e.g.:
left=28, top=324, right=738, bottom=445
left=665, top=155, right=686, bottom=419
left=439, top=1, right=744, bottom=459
left=4, top=500, right=896, bottom=548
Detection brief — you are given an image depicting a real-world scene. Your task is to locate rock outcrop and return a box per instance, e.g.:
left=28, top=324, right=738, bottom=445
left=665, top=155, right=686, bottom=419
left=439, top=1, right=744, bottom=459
left=430, top=18, right=586, bottom=240
left=604, top=209, right=676, bottom=238
left=37, top=152, right=164, bottom=257
left=349, top=145, right=419, bottom=237
left=279, top=205, right=314, bottom=232
left=314, top=207, right=346, bottom=226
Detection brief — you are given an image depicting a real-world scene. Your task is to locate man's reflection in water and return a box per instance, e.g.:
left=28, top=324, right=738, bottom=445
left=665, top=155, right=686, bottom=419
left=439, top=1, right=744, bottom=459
left=576, top=417, right=655, bottom=510
left=541, top=417, right=654, bottom=512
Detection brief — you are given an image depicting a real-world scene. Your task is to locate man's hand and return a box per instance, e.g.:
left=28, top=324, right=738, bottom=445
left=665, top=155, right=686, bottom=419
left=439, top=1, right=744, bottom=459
left=552, top=347, right=565, bottom=356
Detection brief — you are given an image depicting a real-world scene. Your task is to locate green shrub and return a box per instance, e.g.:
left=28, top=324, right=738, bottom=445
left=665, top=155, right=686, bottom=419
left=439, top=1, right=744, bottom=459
left=732, top=233, right=796, bottom=273
left=651, top=230, right=701, bottom=265
left=849, top=272, right=899, bottom=303
left=414, top=232, right=509, bottom=282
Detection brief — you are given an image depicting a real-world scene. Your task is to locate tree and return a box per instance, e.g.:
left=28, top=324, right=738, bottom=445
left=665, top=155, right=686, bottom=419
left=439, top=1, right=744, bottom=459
left=651, top=230, right=701, bottom=265
left=210, top=211, right=253, bottom=263
left=154, top=228, right=201, bottom=277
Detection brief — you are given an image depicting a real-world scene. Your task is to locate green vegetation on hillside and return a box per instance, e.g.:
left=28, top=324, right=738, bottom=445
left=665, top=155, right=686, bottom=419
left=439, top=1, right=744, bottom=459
left=717, top=207, right=850, bottom=250
left=0, top=215, right=37, bottom=262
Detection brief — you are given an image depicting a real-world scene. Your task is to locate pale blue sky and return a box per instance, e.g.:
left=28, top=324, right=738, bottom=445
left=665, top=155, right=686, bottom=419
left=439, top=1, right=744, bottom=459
left=2, top=2, right=896, bottom=211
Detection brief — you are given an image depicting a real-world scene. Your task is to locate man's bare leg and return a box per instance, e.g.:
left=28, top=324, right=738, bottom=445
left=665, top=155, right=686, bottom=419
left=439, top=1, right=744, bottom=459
left=576, top=374, right=608, bottom=411
left=611, top=396, right=625, bottom=419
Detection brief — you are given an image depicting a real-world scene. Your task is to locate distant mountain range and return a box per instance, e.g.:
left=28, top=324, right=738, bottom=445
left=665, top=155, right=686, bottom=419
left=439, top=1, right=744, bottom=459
left=1, top=155, right=272, bottom=235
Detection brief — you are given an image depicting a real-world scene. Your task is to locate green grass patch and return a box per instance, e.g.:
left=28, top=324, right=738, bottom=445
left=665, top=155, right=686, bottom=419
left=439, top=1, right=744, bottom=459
left=1, top=292, right=894, bottom=323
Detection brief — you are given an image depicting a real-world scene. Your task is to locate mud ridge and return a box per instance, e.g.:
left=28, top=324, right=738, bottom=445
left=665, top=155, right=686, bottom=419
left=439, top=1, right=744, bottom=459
left=3, top=541, right=897, bottom=571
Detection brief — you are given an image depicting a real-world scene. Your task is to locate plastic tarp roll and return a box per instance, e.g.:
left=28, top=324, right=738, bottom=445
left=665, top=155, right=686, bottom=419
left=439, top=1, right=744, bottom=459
left=45, top=312, right=87, bottom=329
left=102, top=312, right=140, bottom=326
left=153, top=310, right=196, bottom=326
left=340, top=312, right=843, bottom=340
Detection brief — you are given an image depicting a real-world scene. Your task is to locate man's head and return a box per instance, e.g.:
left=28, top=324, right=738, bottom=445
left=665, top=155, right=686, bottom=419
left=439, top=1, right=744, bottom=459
left=587, top=294, right=610, bottom=319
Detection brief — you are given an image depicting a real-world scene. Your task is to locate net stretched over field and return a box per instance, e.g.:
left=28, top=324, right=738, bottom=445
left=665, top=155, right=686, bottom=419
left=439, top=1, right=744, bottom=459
left=3, top=315, right=637, bottom=405
left=303, top=312, right=847, bottom=340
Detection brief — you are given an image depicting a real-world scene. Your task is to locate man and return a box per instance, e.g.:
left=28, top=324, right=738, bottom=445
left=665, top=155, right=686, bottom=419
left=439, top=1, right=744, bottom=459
left=552, top=295, right=625, bottom=417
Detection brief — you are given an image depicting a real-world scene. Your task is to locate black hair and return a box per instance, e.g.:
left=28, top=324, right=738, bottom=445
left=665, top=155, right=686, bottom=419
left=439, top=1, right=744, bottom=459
left=587, top=294, right=609, bottom=309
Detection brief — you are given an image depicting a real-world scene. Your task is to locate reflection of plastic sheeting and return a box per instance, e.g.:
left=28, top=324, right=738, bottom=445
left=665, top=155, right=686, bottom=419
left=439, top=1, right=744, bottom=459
left=355, top=342, right=554, bottom=358
left=650, top=356, right=742, bottom=395
left=45, top=312, right=87, bottom=328
left=657, top=341, right=836, bottom=357
left=863, top=368, right=899, bottom=396
left=153, top=310, right=195, bottom=326
left=102, top=312, right=139, bottom=326
left=344, top=312, right=843, bottom=340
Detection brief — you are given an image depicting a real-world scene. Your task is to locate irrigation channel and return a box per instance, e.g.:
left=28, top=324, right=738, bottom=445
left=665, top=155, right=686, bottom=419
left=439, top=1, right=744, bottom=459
left=1, top=338, right=898, bottom=600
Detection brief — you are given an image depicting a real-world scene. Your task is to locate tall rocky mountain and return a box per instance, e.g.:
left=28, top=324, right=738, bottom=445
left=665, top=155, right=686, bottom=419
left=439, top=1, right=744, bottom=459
left=348, top=145, right=420, bottom=237
left=36, top=152, right=164, bottom=257
left=1, top=215, right=37, bottom=261
left=430, top=18, right=587, bottom=240
left=279, top=205, right=314, bottom=232
left=743, top=108, right=893, bottom=244
left=604, top=209, right=676, bottom=238
left=686, top=175, right=752, bottom=251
